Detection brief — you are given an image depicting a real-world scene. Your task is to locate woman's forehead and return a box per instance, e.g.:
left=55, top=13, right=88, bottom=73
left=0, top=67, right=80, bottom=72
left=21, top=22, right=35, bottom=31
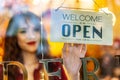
left=15, top=15, right=41, bottom=29
left=18, top=19, right=36, bottom=28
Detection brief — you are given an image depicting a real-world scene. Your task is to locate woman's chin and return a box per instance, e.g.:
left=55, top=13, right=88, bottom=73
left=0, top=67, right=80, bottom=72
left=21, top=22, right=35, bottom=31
left=25, top=47, right=37, bottom=53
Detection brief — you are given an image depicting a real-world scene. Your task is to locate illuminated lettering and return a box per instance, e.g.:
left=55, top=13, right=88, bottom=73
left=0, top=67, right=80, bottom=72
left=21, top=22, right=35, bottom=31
left=81, top=57, right=99, bottom=80
left=39, top=58, right=63, bottom=79
left=0, top=58, right=100, bottom=80
left=0, top=61, right=28, bottom=80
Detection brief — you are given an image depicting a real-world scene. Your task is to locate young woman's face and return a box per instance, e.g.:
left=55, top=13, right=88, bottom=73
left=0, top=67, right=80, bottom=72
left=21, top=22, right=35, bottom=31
left=17, top=20, right=41, bottom=53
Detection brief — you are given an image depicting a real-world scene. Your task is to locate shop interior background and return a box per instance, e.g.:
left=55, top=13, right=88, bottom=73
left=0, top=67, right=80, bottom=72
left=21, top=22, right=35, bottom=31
left=0, top=0, right=119, bottom=80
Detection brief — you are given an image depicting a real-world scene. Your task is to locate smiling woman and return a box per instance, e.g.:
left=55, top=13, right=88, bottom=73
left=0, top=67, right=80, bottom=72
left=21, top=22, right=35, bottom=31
left=3, top=11, right=50, bottom=80
left=0, top=11, right=86, bottom=80
left=17, top=20, right=41, bottom=53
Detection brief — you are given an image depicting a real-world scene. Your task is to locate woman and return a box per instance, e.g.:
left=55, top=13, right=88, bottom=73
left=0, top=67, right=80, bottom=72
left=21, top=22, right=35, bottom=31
left=1, top=11, right=86, bottom=80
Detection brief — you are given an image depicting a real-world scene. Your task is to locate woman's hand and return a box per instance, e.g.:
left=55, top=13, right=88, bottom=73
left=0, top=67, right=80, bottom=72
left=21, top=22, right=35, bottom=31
left=62, top=43, right=87, bottom=80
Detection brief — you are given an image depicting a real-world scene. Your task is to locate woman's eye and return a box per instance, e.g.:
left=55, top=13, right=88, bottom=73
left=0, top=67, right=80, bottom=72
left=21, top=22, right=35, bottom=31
left=34, top=28, right=40, bottom=32
left=19, top=30, right=27, bottom=33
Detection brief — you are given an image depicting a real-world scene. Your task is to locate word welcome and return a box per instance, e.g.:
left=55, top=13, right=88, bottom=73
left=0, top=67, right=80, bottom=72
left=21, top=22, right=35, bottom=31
left=62, top=13, right=102, bottom=22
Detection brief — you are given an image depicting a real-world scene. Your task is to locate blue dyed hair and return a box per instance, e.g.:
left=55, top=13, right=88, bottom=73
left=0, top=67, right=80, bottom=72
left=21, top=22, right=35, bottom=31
left=4, top=11, right=50, bottom=62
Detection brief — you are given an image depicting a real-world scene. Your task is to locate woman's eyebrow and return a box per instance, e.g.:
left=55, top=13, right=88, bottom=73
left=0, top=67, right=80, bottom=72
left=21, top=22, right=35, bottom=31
left=34, top=26, right=41, bottom=28
left=18, top=27, right=28, bottom=30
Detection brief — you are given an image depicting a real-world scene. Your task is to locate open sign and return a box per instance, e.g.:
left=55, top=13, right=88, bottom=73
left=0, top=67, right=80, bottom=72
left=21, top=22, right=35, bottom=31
left=51, top=9, right=113, bottom=45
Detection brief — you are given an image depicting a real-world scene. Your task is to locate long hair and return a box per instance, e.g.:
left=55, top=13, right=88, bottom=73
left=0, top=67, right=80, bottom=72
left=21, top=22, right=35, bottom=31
left=3, top=11, right=50, bottom=80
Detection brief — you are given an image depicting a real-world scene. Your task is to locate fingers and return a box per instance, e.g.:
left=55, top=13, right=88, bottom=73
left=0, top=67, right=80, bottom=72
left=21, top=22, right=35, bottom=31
left=63, top=43, right=82, bottom=48
left=62, top=43, right=69, bottom=58
left=62, top=43, right=69, bottom=53
left=80, top=44, right=87, bottom=58
left=62, top=43, right=87, bottom=58
left=82, top=44, right=87, bottom=53
left=62, top=43, right=74, bottom=52
left=62, top=43, right=75, bottom=59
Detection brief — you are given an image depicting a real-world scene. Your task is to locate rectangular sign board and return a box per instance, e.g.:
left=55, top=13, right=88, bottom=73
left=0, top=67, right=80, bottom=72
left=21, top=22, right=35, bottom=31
left=51, top=9, right=113, bottom=45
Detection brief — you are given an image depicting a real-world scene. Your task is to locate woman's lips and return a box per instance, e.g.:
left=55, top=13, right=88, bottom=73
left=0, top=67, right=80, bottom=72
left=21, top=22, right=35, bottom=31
left=27, top=41, right=36, bottom=45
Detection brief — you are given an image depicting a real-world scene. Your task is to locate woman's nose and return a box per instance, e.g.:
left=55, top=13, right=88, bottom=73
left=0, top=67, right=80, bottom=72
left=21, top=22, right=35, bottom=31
left=26, top=30, right=36, bottom=40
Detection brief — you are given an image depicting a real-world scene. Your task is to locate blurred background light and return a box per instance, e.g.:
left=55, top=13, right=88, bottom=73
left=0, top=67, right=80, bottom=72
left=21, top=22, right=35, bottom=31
left=33, top=0, right=40, bottom=5
left=80, top=0, right=94, bottom=9
left=41, top=0, right=50, bottom=3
